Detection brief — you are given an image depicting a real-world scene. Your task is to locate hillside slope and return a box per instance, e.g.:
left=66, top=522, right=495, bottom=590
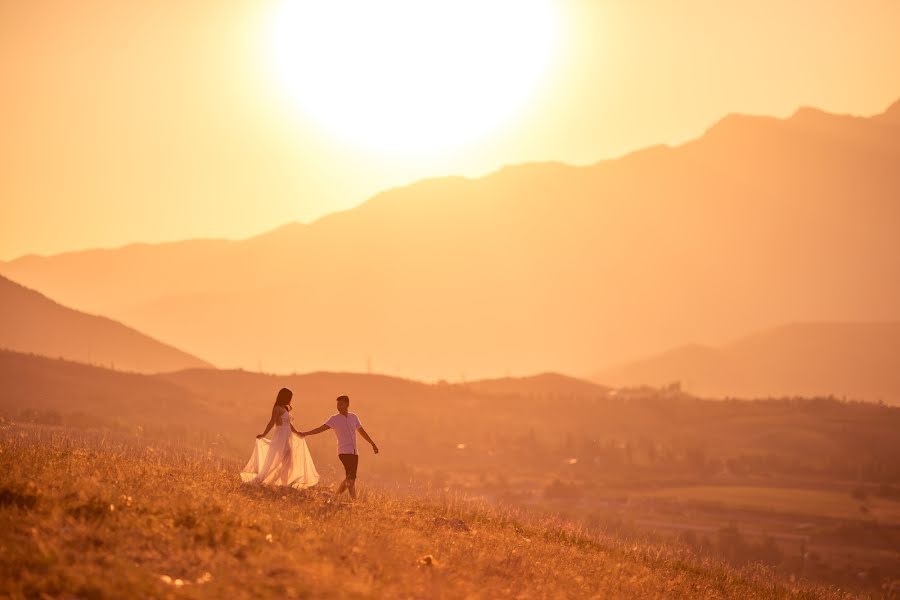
left=461, top=372, right=610, bottom=398
left=0, top=427, right=850, bottom=599
left=598, top=322, right=900, bottom=404
left=1, top=100, right=899, bottom=380
left=0, top=274, right=211, bottom=373
left=5, top=349, right=900, bottom=485
left=0, top=349, right=226, bottom=442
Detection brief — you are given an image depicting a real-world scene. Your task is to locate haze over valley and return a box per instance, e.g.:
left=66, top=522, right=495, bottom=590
left=3, top=99, right=899, bottom=387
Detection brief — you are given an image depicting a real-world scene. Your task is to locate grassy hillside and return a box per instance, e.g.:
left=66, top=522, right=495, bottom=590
left=0, top=425, right=851, bottom=599
left=0, top=274, right=211, bottom=373
left=5, top=350, right=900, bottom=593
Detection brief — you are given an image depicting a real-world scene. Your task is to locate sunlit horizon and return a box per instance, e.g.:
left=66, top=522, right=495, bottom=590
left=268, top=0, right=561, bottom=156
left=3, top=1, right=900, bottom=260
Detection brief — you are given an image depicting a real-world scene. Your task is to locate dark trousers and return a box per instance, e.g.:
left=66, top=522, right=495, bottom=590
left=339, top=453, right=359, bottom=480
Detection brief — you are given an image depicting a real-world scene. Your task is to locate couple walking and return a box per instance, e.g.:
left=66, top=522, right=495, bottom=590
left=240, top=388, right=378, bottom=500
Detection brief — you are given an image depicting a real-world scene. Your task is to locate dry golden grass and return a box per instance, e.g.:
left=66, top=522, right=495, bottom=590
left=0, top=425, right=859, bottom=599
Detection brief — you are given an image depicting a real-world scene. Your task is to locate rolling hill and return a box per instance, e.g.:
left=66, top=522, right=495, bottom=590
left=4, top=348, right=899, bottom=477
left=597, top=322, right=900, bottom=404
left=460, top=372, right=610, bottom=399
left=0, top=274, right=211, bottom=373
left=2, top=99, right=899, bottom=380
left=4, top=349, right=900, bottom=594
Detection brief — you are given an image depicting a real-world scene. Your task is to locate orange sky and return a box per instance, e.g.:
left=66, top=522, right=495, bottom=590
left=2, top=0, right=899, bottom=260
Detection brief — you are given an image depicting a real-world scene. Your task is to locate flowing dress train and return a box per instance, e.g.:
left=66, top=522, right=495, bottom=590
left=241, top=410, right=319, bottom=488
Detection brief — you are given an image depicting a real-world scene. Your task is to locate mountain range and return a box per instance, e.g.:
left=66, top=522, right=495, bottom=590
left=2, top=98, right=898, bottom=383
left=0, top=274, right=210, bottom=373
left=598, top=322, right=900, bottom=403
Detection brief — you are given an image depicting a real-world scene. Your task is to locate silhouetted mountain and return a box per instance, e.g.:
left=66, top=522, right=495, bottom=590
left=598, top=323, right=900, bottom=404
left=2, top=99, right=899, bottom=380
left=0, top=349, right=212, bottom=430
left=461, top=373, right=609, bottom=399
left=875, top=98, right=900, bottom=123
left=0, top=275, right=211, bottom=373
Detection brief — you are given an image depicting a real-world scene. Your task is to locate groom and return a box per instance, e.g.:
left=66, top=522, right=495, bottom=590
left=299, top=395, right=378, bottom=500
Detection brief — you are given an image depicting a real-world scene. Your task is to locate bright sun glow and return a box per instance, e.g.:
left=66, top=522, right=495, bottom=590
left=268, top=0, right=561, bottom=155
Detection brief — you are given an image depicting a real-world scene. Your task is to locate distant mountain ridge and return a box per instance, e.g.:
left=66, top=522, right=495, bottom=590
left=461, top=373, right=610, bottom=399
left=597, top=322, right=900, bottom=404
left=0, top=275, right=211, bottom=373
left=875, top=98, right=900, bottom=123
left=1, top=98, right=899, bottom=380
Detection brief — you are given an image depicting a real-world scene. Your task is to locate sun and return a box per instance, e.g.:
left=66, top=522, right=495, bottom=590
left=267, top=0, right=561, bottom=155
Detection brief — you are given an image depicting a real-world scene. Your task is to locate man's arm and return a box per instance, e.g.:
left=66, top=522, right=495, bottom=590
left=298, top=424, right=330, bottom=437
left=357, top=427, right=379, bottom=454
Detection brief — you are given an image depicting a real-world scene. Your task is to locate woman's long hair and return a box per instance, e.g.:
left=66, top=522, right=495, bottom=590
left=274, top=387, right=293, bottom=411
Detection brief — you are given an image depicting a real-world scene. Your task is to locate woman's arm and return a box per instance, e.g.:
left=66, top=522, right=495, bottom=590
left=257, top=408, right=278, bottom=439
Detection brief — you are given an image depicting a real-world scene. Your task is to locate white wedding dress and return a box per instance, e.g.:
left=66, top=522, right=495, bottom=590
left=241, top=408, right=319, bottom=488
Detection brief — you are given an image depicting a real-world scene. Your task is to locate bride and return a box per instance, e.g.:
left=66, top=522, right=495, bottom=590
left=241, top=387, right=319, bottom=488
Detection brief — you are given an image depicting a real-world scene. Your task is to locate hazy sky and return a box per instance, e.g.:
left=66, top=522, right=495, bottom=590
left=2, top=0, right=899, bottom=260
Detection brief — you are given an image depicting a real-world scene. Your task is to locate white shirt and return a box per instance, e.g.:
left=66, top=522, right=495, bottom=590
left=325, top=412, right=362, bottom=455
